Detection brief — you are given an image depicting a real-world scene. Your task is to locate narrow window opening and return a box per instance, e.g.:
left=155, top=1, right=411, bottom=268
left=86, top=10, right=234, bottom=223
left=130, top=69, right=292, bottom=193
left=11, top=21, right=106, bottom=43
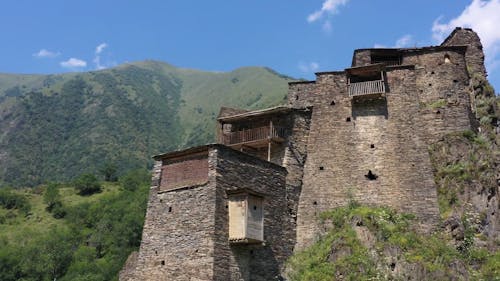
left=161, top=260, right=165, bottom=266
left=295, top=95, right=299, bottom=100
left=225, top=205, right=228, bottom=209
left=319, top=166, right=324, bottom=171
left=436, top=110, right=441, bottom=114
left=453, top=79, right=458, bottom=83
left=365, top=170, right=378, bottom=180
left=390, top=262, right=396, bottom=271
left=444, top=54, right=451, bottom=64
left=155, top=250, right=158, bottom=255
left=330, top=100, right=336, bottom=106
left=253, top=205, right=257, bottom=210
left=431, top=71, right=435, bottom=74
left=346, top=117, right=351, bottom=122
left=159, top=199, right=163, bottom=203
left=313, top=201, right=317, bottom=205
left=428, top=83, right=432, bottom=87
left=168, top=206, right=172, bottom=213
left=250, top=250, right=254, bottom=255
left=370, top=144, right=375, bottom=149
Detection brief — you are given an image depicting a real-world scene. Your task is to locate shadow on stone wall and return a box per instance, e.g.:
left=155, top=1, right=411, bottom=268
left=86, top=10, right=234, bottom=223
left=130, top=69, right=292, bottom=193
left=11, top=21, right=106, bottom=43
left=352, top=97, right=388, bottom=119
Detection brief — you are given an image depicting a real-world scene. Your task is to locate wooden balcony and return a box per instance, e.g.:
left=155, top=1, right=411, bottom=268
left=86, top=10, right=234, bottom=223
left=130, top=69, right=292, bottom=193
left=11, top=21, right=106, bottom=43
left=221, top=125, right=286, bottom=148
left=348, top=80, right=386, bottom=97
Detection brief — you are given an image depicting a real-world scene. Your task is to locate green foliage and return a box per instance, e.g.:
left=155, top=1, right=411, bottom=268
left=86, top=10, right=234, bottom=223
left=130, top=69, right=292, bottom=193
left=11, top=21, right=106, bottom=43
left=100, top=162, right=118, bottom=182
left=0, top=172, right=149, bottom=280
left=429, top=130, right=497, bottom=217
left=0, top=188, right=31, bottom=215
left=74, top=174, right=102, bottom=195
left=0, top=62, right=292, bottom=187
left=120, top=169, right=150, bottom=191
left=287, top=204, right=499, bottom=280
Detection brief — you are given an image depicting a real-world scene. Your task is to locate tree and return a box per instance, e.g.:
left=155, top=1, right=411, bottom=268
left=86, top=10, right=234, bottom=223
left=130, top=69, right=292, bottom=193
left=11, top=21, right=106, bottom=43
left=74, top=174, right=101, bottom=196
left=99, top=162, right=118, bottom=182
left=44, top=182, right=66, bottom=218
left=120, top=169, right=150, bottom=191
left=43, top=182, right=61, bottom=211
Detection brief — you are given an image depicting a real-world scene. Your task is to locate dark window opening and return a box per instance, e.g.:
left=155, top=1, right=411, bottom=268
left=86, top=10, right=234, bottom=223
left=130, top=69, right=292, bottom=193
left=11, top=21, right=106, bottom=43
left=330, top=100, right=336, bottom=105
left=159, top=199, right=163, bottom=203
left=253, top=205, right=257, bottom=210
left=370, top=144, right=375, bottom=149
left=225, top=205, right=228, bottom=209
left=453, top=79, right=458, bottom=83
left=161, top=260, right=165, bottom=266
left=431, top=71, right=435, bottom=74
left=319, top=166, right=324, bottom=170
left=250, top=250, right=254, bottom=255
left=313, top=201, right=318, bottom=205
left=428, top=83, right=432, bottom=87
left=436, top=110, right=441, bottom=114
left=371, top=54, right=402, bottom=66
left=295, top=95, right=299, bottom=100
left=365, top=170, right=378, bottom=180
left=349, top=73, right=381, bottom=83
left=390, top=262, right=396, bottom=271
left=155, top=250, right=158, bottom=255
left=168, top=206, right=172, bottom=213
left=346, top=117, right=351, bottom=122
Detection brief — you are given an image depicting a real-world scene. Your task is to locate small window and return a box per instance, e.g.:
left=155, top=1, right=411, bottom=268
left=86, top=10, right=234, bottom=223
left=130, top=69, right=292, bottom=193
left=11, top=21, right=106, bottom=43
left=444, top=54, right=451, bottom=64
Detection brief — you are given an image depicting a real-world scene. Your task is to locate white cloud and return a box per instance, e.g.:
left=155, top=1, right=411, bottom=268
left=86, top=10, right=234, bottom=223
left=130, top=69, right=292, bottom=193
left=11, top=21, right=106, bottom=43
left=93, top=42, right=111, bottom=70
left=307, top=0, right=349, bottom=23
left=374, top=34, right=414, bottom=49
left=33, top=49, right=60, bottom=58
left=432, top=0, right=500, bottom=72
left=60, top=58, right=87, bottom=68
left=95, top=43, right=108, bottom=54
left=307, top=0, right=349, bottom=32
left=299, top=61, right=320, bottom=73
left=394, top=35, right=413, bottom=48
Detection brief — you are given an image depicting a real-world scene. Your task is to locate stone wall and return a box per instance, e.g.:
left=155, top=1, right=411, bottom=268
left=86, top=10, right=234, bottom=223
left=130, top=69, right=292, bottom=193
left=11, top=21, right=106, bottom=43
left=295, top=67, right=449, bottom=249
left=125, top=150, right=218, bottom=281
left=122, top=145, right=289, bottom=281
left=213, top=146, right=288, bottom=281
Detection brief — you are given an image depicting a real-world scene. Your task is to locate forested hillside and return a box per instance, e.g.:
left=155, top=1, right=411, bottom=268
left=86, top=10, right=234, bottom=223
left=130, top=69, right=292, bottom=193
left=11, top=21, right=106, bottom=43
left=0, top=61, right=293, bottom=187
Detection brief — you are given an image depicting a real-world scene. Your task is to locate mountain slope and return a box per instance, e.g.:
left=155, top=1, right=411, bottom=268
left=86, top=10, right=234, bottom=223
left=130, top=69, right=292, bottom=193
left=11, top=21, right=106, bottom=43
left=0, top=61, right=294, bottom=186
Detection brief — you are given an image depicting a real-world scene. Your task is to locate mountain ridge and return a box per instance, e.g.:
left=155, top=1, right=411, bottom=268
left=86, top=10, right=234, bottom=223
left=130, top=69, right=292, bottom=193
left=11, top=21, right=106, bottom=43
left=0, top=60, right=295, bottom=187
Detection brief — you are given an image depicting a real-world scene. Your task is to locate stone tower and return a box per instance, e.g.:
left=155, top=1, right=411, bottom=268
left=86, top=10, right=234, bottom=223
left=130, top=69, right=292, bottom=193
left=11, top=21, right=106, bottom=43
left=120, top=28, right=486, bottom=280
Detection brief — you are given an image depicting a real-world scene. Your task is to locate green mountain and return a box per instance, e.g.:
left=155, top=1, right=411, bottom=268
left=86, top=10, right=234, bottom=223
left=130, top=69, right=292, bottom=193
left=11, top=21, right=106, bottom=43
left=0, top=61, right=294, bottom=187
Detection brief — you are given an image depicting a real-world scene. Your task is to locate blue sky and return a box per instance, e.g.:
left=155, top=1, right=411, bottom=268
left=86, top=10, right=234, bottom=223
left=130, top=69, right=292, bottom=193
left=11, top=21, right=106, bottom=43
left=1, top=0, right=499, bottom=90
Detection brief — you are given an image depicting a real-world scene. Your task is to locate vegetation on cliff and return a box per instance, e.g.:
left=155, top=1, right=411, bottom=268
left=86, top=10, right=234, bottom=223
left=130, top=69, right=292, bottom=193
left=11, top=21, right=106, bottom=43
left=286, top=203, right=499, bottom=281
left=0, top=170, right=149, bottom=281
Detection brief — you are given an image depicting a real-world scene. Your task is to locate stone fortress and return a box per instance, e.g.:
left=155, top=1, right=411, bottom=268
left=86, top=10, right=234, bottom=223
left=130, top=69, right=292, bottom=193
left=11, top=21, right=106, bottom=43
left=120, top=28, right=489, bottom=280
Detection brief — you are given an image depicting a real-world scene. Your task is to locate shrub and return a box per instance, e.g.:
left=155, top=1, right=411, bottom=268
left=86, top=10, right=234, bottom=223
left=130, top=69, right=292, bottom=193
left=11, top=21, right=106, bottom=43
left=73, top=174, right=101, bottom=196
left=0, top=189, right=31, bottom=214
left=120, top=169, right=150, bottom=191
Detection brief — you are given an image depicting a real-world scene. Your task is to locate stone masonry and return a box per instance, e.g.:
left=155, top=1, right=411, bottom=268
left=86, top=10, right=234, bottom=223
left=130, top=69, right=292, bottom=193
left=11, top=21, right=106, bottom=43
left=120, top=28, right=488, bottom=280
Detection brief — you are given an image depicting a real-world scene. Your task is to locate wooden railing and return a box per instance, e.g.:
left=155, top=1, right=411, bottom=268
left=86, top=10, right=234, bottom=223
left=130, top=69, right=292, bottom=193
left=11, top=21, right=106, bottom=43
left=348, top=80, right=385, bottom=97
left=222, top=126, right=286, bottom=145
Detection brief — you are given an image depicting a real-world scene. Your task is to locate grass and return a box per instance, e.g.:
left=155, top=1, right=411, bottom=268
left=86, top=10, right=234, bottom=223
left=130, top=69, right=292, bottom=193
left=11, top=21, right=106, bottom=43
left=0, top=182, right=122, bottom=241
left=286, top=204, right=500, bottom=281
